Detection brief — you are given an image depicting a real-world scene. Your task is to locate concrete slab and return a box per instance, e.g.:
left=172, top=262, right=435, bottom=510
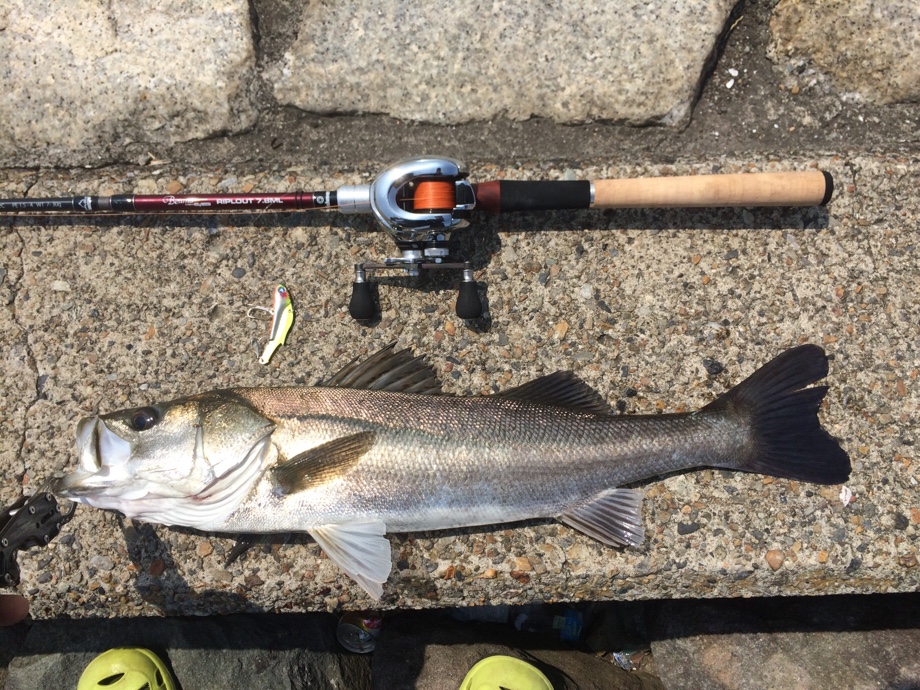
left=0, top=0, right=257, bottom=163
left=268, top=1, right=736, bottom=125
left=1, top=152, right=917, bottom=617
left=768, top=0, right=920, bottom=105
left=650, top=594, right=920, bottom=690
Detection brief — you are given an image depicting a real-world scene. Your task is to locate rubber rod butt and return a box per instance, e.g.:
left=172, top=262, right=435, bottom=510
left=455, top=281, right=482, bottom=319
left=821, top=171, right=834, bottom=206
left=348, top=281, right=375, bottom=320
left=473, top=180, right=592, bottom=214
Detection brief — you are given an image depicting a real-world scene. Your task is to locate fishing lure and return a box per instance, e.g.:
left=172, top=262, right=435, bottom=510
left=249, top=284, right=294, bottom=364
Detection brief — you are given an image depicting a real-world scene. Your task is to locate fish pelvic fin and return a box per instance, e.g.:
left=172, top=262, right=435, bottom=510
left=271, top=431, right=375, bottom=495
left=702, top=344, right=851, bottom=485
left=497, top=371, right=611, bottom=414
left=558, top=488, right=645, bottom=547
left=321, top=343, right=442, bottom=394
left=309, top=521, right=391, bottom=600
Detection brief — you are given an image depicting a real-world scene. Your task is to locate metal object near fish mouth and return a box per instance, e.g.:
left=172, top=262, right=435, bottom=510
left=50, top=344, right=850, bottom=600
left=1, top=485, right=77, bottom=587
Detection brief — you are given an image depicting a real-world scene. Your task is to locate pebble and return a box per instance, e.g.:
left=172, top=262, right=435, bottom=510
left=678, top=522, right=701, bottom=535
left=552, top=321, right=569, bottom=339
left=89, top=555, right=115, bottom=571
left=514, top=557, right=532, bottom=572
left=232, top=268, right=247, bottom=279
left=197, top=542, right=214, bottom=558
left=50, top=280, right=71, bottom=292
left=765, top=550, right=785, bottom=571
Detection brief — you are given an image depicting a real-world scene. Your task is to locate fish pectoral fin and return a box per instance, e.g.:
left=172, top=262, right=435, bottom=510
left=320, top=343, right=442, bottom=395
left=498, top=371, right=610, bottom=414
left=309, top=521, right=391, bottom=600
left=558, top=488, right=645, bottom=547
left=272, top=431, right=375, bottom=495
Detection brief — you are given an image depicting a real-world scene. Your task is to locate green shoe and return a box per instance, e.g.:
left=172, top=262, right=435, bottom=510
left=77, top=647, right=177, bottom=690
left=460, top=655, right=553, bottom=690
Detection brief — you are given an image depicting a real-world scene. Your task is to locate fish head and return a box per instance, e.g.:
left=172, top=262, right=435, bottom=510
left=52, top=391, right=275, bottom=520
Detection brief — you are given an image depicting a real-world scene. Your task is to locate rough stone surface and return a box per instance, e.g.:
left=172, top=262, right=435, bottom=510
left=372, top=610, right=663, bottom=690
left=768, top=0, right=920, bottom=105
left=5, top=613, right=371, bottom=689
left=1, top=152, right=918, bottom=617
left=268, top=1, right=737, bottom=125
left=0, top=0, right=916, bottom=168
left=650, top=595, right=920, bottom=690
left=0, top=0, right=257, bottom=164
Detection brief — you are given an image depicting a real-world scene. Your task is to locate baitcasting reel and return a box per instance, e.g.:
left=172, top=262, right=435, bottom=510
left=336, top=156, right=482, bottom=320
left=0, top=155, right=834, bottom=323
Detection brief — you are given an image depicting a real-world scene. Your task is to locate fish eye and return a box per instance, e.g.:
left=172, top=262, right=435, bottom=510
left=130, top=407, right=160, bottom=431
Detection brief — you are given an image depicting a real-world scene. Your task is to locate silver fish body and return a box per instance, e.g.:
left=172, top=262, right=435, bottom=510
left=52, top=344, right=850, bottom=598
left=225, top=386, right=739, bottom=533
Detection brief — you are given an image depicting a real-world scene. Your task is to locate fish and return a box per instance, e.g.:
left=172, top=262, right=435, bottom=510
left=51, top=343, right=850, bottom=599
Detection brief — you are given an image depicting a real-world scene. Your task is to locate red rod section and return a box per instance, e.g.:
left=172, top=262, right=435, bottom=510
left=0, top=191, right=338, bottom=214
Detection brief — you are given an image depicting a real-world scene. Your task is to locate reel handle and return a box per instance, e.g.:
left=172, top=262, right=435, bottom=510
left=348, top=266, right=375, bottom=320
left=455, top=269, right=482, bottom=320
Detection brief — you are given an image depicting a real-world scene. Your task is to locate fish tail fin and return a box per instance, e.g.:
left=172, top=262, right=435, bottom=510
left=702, top=344, right=850, bottom=485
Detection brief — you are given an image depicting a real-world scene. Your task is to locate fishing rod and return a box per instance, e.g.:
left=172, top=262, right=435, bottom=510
left=0, top=156, right=833, bottom=320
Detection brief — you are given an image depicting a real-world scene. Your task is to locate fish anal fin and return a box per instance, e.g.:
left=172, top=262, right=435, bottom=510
left=321, top=343, right=442, bottom=395
left=499, top=371, right=610, bottom=415
left=309, top=521, right=391, bottom=600
left=272, top=431, right=374, bottom=495
left=558, top=488, right=645, bottom=547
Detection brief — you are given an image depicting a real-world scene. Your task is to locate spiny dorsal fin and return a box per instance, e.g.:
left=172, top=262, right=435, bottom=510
left=320, top=343, right=442, bottom=394
left=497, top=371, right=611, bottom=414
left=558, top=488, right=645, bottom=547
left=272, top=431, right=375, bottom=495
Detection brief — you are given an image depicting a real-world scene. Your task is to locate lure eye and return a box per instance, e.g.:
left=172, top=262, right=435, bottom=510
left=130, top=407, right=159, bottom=431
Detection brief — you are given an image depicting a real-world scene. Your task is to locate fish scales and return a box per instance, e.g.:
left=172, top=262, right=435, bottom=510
left=228, top=387, right=746, bottom=534
left=51, top=343, right=850, bottom=598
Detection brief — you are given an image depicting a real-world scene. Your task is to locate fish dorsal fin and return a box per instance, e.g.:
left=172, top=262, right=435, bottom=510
left=321, top=343, right=442, bottom=395
left=557, top=488, right=645, bottom=547
left=498, top=371, right=611, bottom=414
left=309, top=521, right=392, bottom=599
left=272, top=431, right=375, bottom=495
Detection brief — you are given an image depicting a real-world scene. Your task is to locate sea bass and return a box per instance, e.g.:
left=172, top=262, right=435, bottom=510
left=52, top=344, right=850, bottom=598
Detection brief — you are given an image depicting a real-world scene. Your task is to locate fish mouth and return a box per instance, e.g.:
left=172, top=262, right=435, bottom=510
left=51, top=417, right=135, bottom=499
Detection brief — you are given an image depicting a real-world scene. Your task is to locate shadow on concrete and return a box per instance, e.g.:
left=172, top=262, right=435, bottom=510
left=648, top=591, right=920, bottom=639
left=119, top=519, right=265, bottom=617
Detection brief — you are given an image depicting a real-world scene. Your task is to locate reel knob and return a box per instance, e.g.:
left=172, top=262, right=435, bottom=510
left=348, top=266, right=375, bottom=320
left=455, top=267, right=482, bottom=319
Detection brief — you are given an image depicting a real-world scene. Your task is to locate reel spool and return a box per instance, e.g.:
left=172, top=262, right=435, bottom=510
left=339, top=156, right=482, bottom=321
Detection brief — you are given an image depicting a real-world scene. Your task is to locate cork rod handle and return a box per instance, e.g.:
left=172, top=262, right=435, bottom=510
left=592, top=171, right=833, bottom=209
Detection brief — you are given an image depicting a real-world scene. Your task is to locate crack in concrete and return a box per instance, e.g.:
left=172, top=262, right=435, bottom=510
left=9, top=220, right=42, bottom=482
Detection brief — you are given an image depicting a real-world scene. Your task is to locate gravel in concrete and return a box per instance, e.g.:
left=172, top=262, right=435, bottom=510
left=768, top=0, right=920, bottom=105
left=268, top=1, right=736, bottom=126
left=0, top=0, right=257, bottom=162
left=1, top=152, right=917, bottom=617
